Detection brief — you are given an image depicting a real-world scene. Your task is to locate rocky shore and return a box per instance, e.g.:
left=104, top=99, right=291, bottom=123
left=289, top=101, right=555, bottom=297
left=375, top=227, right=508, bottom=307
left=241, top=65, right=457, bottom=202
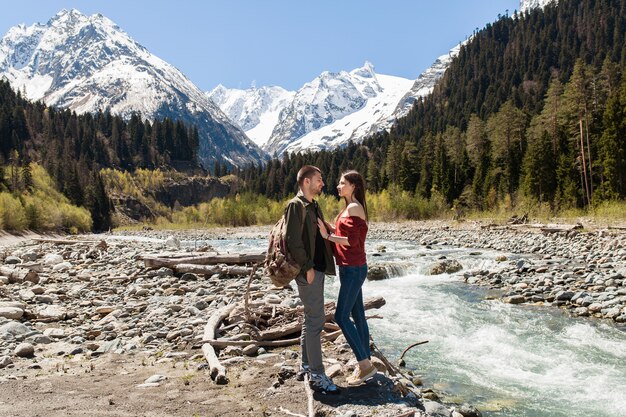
left=0, top=220, right=624, bottom=416
left=0, top=230, right=479, bottom=417
left=367, top=221, right=626, bottom=326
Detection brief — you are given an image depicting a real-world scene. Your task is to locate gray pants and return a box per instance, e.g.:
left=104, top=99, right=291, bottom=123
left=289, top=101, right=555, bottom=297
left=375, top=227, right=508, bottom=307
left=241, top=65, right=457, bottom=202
left=296, top=269, right=326, bottom=374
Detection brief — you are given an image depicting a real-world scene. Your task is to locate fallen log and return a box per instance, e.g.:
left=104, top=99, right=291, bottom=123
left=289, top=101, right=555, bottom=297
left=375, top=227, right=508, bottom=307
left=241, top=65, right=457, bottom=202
left=200, top=337, right=300, bottom=348
left=141, top=253, right=265, bottom=268
left=33, top=238, right=97, bottom=245
left=607, top=225, right=626, bottom=231
left=174, top=264, right=253, bottom=276
left=202, top=304, right=236, bottom=384
left=0, top=266, right=39, bottom=284
left=259, top=296, right=386, bottom=340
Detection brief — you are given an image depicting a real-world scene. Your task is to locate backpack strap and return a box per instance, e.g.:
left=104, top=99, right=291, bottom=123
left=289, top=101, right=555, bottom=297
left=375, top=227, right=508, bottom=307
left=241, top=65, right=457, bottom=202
left=286, top=197, right=307, bottom=233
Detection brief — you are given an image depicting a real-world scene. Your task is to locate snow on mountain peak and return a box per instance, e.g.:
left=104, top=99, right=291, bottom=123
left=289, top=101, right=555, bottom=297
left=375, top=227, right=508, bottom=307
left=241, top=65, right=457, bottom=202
left=350, top=61, right=376, bottom=79
left=519, top=0, right=556, bottom=14
left=0, top=9, right=266, bottom=166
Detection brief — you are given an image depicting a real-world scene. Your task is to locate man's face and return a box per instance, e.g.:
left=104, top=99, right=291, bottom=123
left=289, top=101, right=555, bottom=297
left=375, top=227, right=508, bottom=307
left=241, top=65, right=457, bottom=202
left=306, top=172, right=324, bottom=196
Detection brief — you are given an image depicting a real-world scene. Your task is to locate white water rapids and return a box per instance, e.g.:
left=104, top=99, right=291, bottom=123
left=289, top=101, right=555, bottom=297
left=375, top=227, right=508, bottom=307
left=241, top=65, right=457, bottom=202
left=187, top=238, right=626, bottom=416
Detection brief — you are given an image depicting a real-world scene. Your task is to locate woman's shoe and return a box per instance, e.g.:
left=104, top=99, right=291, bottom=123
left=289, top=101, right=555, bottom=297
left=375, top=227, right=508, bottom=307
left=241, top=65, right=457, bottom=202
left=346, top=365, right=377, bottom=386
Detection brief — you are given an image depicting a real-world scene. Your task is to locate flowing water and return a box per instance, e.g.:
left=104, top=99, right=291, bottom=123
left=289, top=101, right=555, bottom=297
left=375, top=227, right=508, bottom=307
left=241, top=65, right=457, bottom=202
left=185, top=238, right=626, bottom=417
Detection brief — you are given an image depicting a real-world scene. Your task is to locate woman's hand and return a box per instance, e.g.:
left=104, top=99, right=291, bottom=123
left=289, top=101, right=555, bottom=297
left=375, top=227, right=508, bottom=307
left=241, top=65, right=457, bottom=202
left=317, top=218, right=329, bottom=239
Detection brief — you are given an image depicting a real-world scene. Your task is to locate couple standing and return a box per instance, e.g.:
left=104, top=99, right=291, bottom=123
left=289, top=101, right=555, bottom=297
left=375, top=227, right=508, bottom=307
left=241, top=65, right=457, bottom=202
left=284, top=165, right=376, bottom=394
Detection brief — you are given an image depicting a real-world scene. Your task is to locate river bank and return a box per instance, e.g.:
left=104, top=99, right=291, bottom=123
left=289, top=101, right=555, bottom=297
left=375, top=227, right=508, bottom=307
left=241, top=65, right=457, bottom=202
left=0, top=226, right=473, bottom=417
left=0, top=220, right=624, bottom=416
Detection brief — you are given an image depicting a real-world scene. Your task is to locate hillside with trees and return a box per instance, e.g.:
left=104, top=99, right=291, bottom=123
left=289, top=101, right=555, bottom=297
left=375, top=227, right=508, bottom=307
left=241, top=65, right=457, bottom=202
left=239, top=0, right=626, bottom=217
left=0, top=80, right=202, bottom=231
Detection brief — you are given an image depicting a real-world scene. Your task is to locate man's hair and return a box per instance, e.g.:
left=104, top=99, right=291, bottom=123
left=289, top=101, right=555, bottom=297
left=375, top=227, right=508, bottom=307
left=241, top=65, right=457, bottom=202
left=297, top=165, right=321, bottom=187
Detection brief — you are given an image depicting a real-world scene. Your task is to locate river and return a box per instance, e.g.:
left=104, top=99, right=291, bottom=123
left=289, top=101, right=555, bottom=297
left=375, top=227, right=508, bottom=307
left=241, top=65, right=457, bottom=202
left=186, top=237, right=626, bottom=417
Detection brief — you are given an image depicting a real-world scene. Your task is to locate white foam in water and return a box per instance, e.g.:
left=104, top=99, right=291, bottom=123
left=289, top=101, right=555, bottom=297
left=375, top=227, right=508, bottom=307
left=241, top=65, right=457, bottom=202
left=354, top=263, right=626, bottom=417
left=197, top=237, right=626, bottom=416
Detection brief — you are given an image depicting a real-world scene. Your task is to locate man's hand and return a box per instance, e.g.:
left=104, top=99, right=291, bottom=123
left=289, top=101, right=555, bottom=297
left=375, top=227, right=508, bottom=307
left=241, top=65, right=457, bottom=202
left=306, top=268, right=315, bottom=284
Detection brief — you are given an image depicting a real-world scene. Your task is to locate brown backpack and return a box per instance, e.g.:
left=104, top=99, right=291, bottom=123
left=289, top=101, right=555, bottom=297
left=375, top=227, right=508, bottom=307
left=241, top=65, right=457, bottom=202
left=265, top=200, right=306, bottom=287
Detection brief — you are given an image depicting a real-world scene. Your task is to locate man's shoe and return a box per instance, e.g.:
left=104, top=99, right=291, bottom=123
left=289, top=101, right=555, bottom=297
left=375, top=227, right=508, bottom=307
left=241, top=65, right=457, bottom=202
left=346, top=365, right=377, bottom=386
left=296, top=364, right=310, bottom=382
left=309, top=373, right=340, bottom=394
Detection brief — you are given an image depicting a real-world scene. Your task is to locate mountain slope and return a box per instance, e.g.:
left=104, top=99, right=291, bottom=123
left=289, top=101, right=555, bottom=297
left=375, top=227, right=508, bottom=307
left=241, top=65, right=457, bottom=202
left=208, top=85, right=295, bottom=148
left=0, top=9, right=266, bottom=167
left=211, top=62, right=417, bottom=156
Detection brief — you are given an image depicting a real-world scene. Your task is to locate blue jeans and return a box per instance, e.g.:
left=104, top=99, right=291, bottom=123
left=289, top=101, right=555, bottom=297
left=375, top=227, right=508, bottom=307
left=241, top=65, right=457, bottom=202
left=335, top=264, right=370, bottom=361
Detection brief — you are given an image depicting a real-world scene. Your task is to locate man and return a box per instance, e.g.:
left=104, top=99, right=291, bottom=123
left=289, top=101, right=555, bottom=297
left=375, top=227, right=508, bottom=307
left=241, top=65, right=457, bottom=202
left=285, top=165, right=339, bottom=394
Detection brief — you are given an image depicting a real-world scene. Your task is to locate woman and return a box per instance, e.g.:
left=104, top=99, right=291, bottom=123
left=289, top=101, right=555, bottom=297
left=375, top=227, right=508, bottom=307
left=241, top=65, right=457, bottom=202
left=317, top=170, right=377, bottom=386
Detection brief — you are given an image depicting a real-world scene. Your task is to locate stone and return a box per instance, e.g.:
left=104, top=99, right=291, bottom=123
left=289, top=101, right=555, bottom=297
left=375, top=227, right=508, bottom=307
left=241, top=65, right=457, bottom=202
left=555, top=291, right=575, bottom=301
left=43, top=254, right=64, bottom=266
left=5, top=256, right=22, bottom=264
left=326, top=363, right=342, bottom=378
left=37, top=305, right=67, bottom=321
left=14, top=342, right=35, bottom=358
left=504, top=295, right=526, bottom=304
left=43, top=328, right=65, bottom=339
left=0, top=307, right=24, bottom=320
left=35, top=295, right=54, bottom=304
left=95, top=306, right=116, bottom=315
left=19, top=289, right=36, bottom=301
left=156, top=267, right=174, bottom=277
left=367, top=265, right=389, bottom=281
left=371, top=357, right=387, bottom=373
left=144, top=374, right=167, bottom=384
left=423, top=400, right=451, bottom=417
left=457, top=404, right=483, bottom=417
left=242, top=344, right=258, bottom=357
left=52, top=262, right=72, bottom=272
left=264, top=294, right=282, bottom=304
left=0, top=321, right=31, bottom=337
left=165, top=236, right=180, bottom=250
left=0, top=356, right=13, bottom=368
left=429, top=260, right=463, bottom=275
left=30, top=286, right=45, bottom=295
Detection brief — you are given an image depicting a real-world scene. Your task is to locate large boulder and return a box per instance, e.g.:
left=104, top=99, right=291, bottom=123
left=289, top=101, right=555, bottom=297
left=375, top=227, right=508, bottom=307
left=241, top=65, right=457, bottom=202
left=428, top=260, right=463, bottom=275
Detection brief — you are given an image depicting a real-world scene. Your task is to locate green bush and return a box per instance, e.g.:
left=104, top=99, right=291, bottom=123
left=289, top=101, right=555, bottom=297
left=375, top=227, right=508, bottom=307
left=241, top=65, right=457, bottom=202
left=0, top=192, right=27, bottom=230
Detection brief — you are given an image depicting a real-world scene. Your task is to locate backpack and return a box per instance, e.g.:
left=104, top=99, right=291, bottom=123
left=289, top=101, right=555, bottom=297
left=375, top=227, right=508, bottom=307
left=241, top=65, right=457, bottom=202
left=265, top=200, right=306, bottom=287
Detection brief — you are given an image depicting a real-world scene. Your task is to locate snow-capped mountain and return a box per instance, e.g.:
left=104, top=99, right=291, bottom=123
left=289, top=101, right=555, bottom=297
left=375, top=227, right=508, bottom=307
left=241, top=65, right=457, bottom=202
left=267, top=63, right=413, bottom=155
left=520, top=0, right=556, bottom=14
left=210, top=0, right=554, bottom=157
left=0, top=9, right=266, bottom=167
left=208, top=85, right=295, bottom=148
left=211, top=62, right=417, bottom=156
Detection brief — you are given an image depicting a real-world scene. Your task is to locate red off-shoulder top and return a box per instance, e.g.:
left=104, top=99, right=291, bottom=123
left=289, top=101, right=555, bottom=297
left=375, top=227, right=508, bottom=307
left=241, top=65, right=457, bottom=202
left=333, top=216, right=368, bottom=266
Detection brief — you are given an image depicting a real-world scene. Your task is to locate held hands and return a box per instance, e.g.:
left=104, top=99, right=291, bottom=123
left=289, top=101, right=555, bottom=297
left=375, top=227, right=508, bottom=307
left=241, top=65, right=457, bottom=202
left=306, top=268, right=315, bottom=284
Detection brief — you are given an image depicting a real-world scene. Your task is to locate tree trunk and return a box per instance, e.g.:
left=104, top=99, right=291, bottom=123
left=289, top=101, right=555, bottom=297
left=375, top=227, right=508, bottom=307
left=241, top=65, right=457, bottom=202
left=141, top=253, right=265, bottom=268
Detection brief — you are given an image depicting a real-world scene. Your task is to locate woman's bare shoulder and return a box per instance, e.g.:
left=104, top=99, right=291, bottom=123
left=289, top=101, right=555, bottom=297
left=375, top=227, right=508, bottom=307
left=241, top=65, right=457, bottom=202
left=346, top=203, right=366, bottom=219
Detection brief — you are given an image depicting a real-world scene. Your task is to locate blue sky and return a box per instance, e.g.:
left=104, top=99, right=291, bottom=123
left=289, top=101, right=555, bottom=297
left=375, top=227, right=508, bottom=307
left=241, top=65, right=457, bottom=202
left=1, top=0, right=520, bottom=91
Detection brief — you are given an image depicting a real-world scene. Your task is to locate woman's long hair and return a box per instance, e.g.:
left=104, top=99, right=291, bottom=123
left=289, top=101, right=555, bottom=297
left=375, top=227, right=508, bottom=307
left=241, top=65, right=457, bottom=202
left=341, top=170, right=368, bottom=221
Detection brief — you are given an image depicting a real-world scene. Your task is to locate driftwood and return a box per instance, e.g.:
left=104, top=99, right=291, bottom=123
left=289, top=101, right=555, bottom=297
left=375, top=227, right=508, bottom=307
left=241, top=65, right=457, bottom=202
left=399, top=341, right=429, bottom=361
left=608, top=225, right=626, bottom=231
left=173, top=264, right=253, bottom=276
left=0, top=266, right=39, bottom=284
left=141, top=253, right=265, bottom=268
left=33, top=238, right=97, bottom=245
left=202, top=337, right=300, bottom=348
left=202, top=304, right=236, bottom=384
left=258, top=296, right=386, bottom=340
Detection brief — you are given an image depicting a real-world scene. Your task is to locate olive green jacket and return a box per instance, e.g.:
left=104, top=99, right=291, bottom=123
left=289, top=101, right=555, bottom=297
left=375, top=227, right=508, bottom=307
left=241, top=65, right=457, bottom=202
left=284, top=190, right=336, bottom=276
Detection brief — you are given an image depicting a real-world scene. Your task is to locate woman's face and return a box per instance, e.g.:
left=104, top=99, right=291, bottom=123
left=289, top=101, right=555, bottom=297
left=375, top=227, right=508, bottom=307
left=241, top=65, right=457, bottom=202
left=337, top=176, right=355, bottom=199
